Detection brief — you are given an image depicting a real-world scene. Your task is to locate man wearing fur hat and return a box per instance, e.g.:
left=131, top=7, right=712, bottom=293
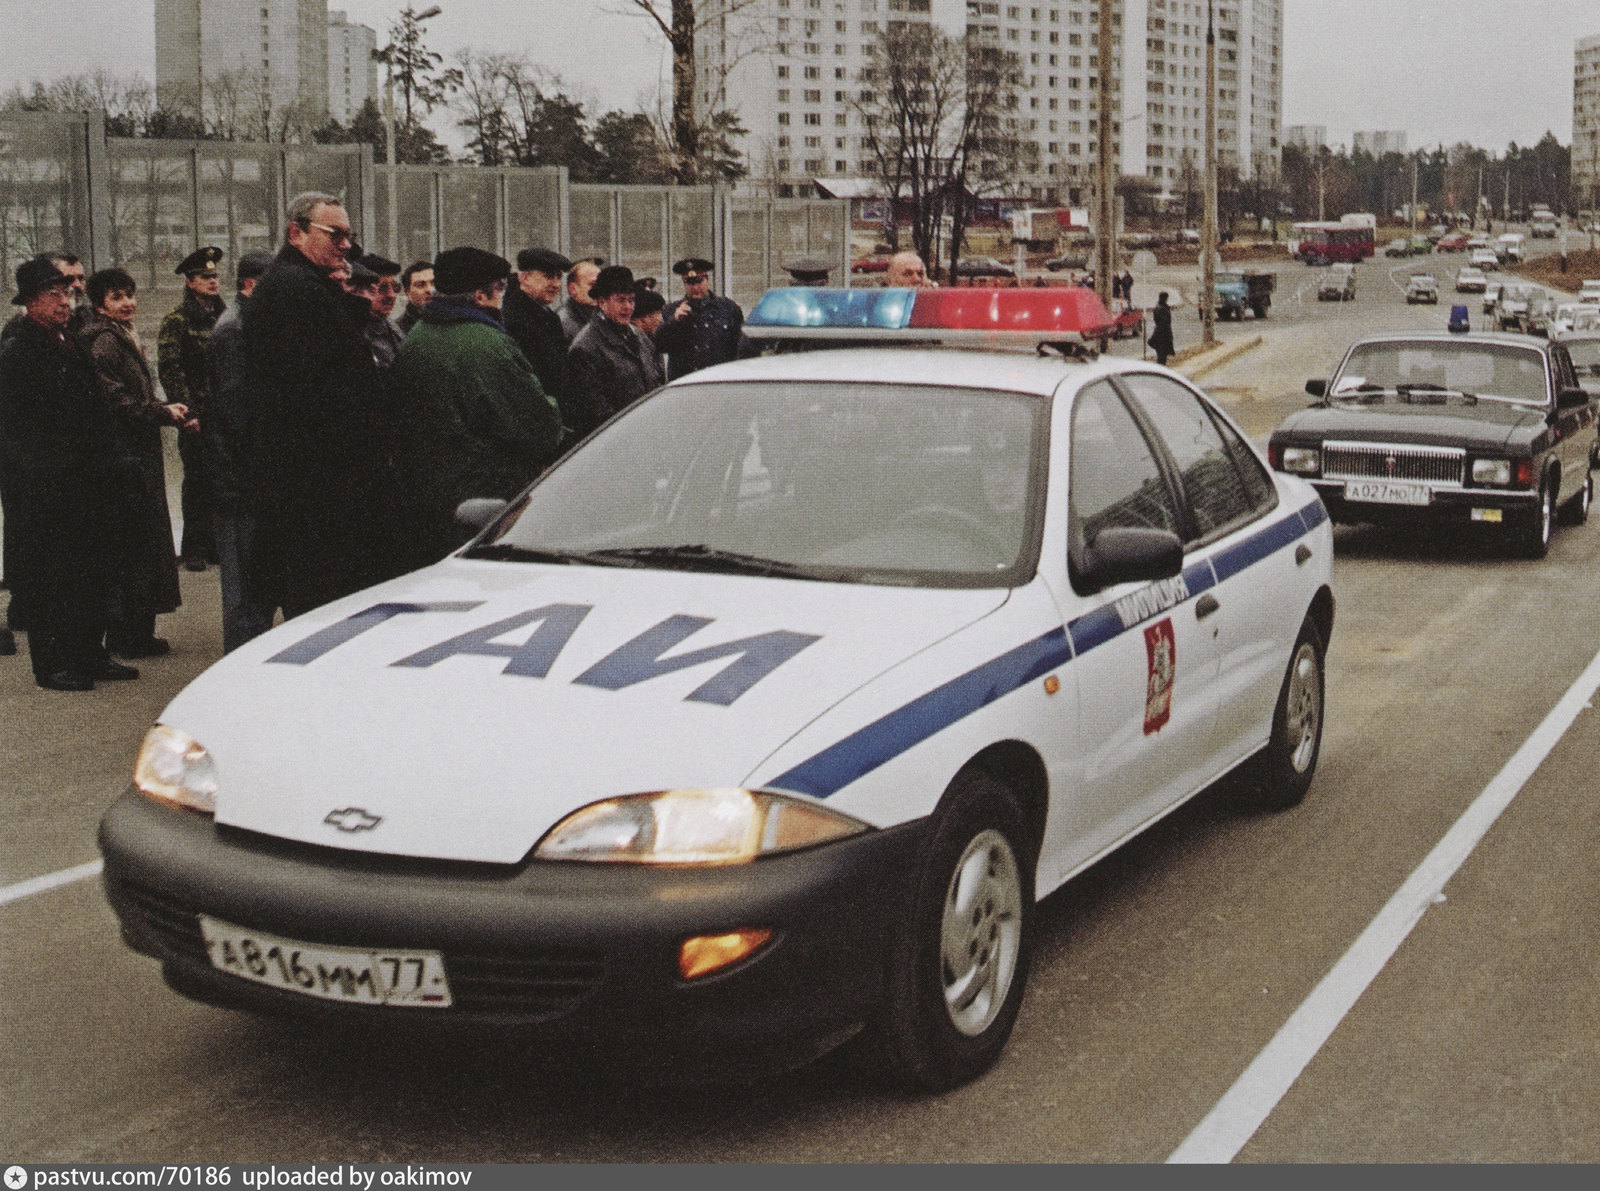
left=566, top=265, right=665, bottom=439
left=389, top=247, right=563, bottom=565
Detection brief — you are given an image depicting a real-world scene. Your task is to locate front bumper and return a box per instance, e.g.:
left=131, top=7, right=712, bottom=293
left=1309, top=480, right=1538, bottom=525
left=100, top=790, right=928, bottom=1077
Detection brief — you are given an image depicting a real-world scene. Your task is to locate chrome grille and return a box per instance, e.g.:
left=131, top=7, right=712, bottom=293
left=1322, top=441, right=1465, bottom=485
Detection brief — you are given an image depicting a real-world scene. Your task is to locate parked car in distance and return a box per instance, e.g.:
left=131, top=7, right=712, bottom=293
left=1497, top=284, right=1536, bottom=331
left=1496, top=233, right=1525, bottom=263
left=1455, top=267, right=1488, bottom=294
left=1271, top=331, right=1599, bottom=558
left=1405, top=273, right=1439, bottom=304
left=1043, top=253, right=1089, bottom=272
left=952, top=257, right=1017, bottom=279
left=850, top=257, right=890, bottom=274
left=1470, top=248, right=1501, bottom=271
left=1550, top=303, right=1600, bottom=338
left=1437, top=232, right=1471, bottom=252
left=1483, top=283, right=1504, bottom=316
left=1410, top=235, right=1434, bottom=255
left=1576, top=279, right=1600, bottom=305
left=1384, top=237, right=1412, bottom=258
left=1318, top=264, right=1357, bottom=301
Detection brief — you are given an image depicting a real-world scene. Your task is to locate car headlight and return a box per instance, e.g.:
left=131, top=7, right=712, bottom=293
left=1472, top=458, right=1512, bottom=486
left=535, top=788, right=868, bottom=864
left=1279, top=446, right=1321, bottom=475
left=133, top=725, right=218, bottom=814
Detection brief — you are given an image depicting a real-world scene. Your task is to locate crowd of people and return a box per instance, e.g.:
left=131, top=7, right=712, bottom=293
left=0, top=190, right=825, bottom=691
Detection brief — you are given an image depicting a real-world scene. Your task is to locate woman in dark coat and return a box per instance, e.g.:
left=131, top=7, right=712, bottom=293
left=80, top=268, right=188, bottom=656
left=1148, top=290, right=1176, bottom=366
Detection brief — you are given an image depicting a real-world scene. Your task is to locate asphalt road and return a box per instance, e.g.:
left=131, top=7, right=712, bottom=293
left=4, top=248, right=1597, bottom=1162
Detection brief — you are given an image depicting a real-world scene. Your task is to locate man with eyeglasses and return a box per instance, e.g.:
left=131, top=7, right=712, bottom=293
left=241, top=192, right=405, bottom=619
left=655, top=257, right=744, bottom=381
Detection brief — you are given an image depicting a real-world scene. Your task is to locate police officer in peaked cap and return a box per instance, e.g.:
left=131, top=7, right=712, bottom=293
left=656, top=255, right=744, bottom=381
left=175, top=245, right=224, bottom=278
left=784, top=258, right=833, bottom=286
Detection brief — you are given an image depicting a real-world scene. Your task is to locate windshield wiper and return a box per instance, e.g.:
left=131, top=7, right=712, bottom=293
left=1394, top=384, right=1478, bottom=405
left=1331, top=382, right=1392, bottom=403
left=461, top=543, right=599, bottom=564
left=585, top=544, right=828, bottom=579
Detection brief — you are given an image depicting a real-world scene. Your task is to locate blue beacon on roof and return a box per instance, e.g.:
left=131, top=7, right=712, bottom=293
left=747, top=287, right=917, bottom=329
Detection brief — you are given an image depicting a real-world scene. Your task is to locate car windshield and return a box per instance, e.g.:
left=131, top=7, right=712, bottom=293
left=1566, top=340, right=1600, bottom=375
left=471, top=380, right=1046, bottom=588
left=1331, top=341, right=1549, bottom=405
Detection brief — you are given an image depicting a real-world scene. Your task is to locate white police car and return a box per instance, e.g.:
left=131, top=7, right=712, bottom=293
left=100, top=287, right=1334, bottom=1091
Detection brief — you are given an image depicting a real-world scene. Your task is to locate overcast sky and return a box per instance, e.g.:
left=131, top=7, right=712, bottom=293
left=2, top=1, right=1596, bottom=152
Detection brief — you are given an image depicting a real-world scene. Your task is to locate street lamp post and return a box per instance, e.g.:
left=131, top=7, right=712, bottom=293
left=1095, top=0, right=1115, bottom=310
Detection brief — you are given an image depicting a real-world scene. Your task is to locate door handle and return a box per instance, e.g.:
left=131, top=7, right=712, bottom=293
left=1195, top=593, right=1221, bottom=620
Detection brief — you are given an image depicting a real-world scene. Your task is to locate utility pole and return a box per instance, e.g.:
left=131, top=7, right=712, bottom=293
left=383, top=62, right=397, bottom=258
left=1409, top=152, right=1418, bottom=246
left=1095, top=0, right=1115, bottom=310
left=1200, top=0, right=1217, bottom=348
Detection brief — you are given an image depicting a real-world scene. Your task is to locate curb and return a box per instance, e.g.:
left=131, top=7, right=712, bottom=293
left=1176, top=334, right=1263, bottom=381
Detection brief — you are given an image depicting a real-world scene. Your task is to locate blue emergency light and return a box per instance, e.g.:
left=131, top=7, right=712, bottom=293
left=744, top=286, right=1115, bottom=348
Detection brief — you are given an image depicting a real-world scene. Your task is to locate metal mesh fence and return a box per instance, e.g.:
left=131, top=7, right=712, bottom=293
left=0, top=111, right=97, bottom=300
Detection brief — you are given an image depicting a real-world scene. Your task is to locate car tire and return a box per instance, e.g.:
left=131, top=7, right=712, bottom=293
left=1517, top=474, right=1555, bottom=559
left=871, top=768, right=1034, bottom=1092
left=1248, top=616, right=1326, bottom=813
left=1560, top=467, right=1592, bottom=527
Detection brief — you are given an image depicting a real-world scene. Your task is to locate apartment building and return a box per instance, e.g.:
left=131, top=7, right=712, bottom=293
left=1576, top=33, right=1600, bottom=211
left=155, top=0, right=331, bottom=122
left=328, top=10, right=378, bottom=126
left=1351, top=130, right=1406, bottom=157
left=700, top=0, right=1283, bottom=205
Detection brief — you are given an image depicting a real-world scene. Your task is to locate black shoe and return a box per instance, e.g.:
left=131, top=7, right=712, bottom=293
left=93, top=659, right=140, bottom=681
left=37, top=670, right=94, bottom=691
left=111, top=636, right=170, bottom=658
left=0, top=627, right=15, bottom=656
left=183, top=557, right=208, bottom=572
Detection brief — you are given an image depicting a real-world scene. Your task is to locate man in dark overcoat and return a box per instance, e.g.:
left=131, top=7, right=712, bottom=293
left=567, top=266, right=665, bottom=436
left=655, top=257, right=744, bottom=380
left=0, top=259, right=139, bottom=690
left=158, top=246, right=225, bottom=571
left=242, top=192, right=404, bottom=620
left=503, top=247, right=581, bottom=446
left=81, top=267, right=187, bottom=657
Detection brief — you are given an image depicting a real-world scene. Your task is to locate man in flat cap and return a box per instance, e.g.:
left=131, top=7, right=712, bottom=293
left=567, top=265, right=665, bottom=437
left=0, top=258, right=133, bottom=689
left=656, top=256, right=744, bottom=381
left=158, top=245, right=225, bottom=571
left=203, top=248, right=280, bottom=652
left=353, top=254, right=406, bottom=370
left=389, top=247, right=563, bottom=565
left=504, top=247, right=580, bottom=448
left=243, top=192, right=404, bottom=618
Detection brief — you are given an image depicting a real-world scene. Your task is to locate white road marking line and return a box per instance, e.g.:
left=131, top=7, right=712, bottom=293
left=0, top=860, right=104, bottom=907
left=1169, top=644, right=1600, bottom=1164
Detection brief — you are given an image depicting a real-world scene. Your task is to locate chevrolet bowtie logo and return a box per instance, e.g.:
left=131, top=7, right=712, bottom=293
left=324, top=807, right=382, bottom=832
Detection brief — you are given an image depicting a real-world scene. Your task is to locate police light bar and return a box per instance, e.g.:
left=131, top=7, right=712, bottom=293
left=745, top=286, right=1116, bottom=347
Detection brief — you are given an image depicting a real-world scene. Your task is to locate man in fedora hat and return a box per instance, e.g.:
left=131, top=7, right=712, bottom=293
left=0, top=258, right=135, bottom=689
left=158, top=245, right=225, bottom=571
left=567, top=265, right=665, bottom=437
left=389, top=247, right=563, bottom=565
left=504, top=247, right=579, bottom=445
left=656, top=256, right=744, bottom=380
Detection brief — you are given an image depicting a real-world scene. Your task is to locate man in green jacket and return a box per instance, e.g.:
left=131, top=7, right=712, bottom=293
left=389, top=246, right=562, bottom=566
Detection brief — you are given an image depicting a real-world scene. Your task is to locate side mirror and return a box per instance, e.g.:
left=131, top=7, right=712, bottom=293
left=1557, top=387, right=1591, bottom=411
left=1305, top=378, right=1327, bottom=399
left=455, top=498, right=509, bottom=533
left=1075, top=527, right=1184, bottom=594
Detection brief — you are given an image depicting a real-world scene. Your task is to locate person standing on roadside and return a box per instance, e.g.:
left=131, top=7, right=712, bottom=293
left=567, top=265, right=664, bottom=433
left=204, top=249, right=280, bottom=652
left=243, top=192, right=403, bottom=620
left=390, top=247, right=563, bottom=565
left=158, top=246, right=225, bottom=572
left=80, top=268, right=186, bottom=659
left=559, top=258, right=602, bottom=344
left=1148, top=291, right=1175, bottom=366
left=0, top=259, right=136, bottom=690
left=655, top=257, right=743, bottom=380
left=397, top=260, right=434, bottom=336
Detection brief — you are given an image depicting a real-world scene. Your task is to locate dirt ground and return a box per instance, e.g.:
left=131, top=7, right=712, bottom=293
left=1508, top=246, right=1600, bottom=293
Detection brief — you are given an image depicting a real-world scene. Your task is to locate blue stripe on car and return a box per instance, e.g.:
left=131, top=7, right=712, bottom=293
left=769, top=502, right=1322, bottom=800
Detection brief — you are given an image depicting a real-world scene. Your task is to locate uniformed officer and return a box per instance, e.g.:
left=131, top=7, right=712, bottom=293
left=655, top=257, right=744, bottom=381
left=157, top=245, right=225, bottom=571
left=785, top=258, right=833, bottom=287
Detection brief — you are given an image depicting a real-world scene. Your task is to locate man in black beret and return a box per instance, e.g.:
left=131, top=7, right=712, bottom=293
left=504, top=247, right=581, bottom=449
left=388, top=247, right=562, bottom=566
left=656, top=256, right=744, bottom=381
left=0, top=259, right=134, bottom=689
left=158, top=245, right=225, bottom=571
left=567, top=265, right=665, bottom=436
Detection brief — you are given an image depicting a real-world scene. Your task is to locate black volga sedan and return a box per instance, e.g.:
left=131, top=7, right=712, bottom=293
left=1268, top=332, right=1599, bottom=557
